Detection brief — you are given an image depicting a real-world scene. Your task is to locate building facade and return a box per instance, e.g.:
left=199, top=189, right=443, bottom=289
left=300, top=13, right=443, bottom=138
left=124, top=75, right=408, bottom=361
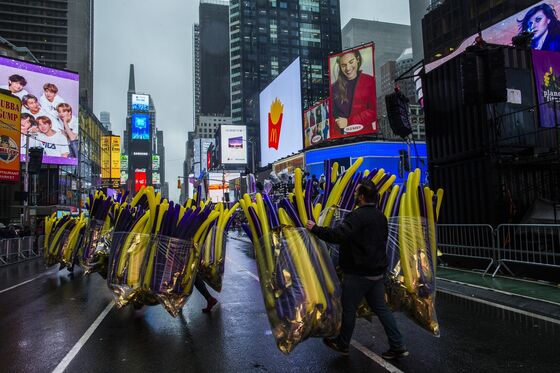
left=229, top=0, right=342, bottom=165
left=408, top=0, right=431, bottom=63
left=0, top=0, right=94, bottom=108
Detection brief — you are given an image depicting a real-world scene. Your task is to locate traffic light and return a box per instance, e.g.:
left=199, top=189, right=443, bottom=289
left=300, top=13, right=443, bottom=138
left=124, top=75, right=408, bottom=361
left=177, top=178, right=181, bottom=189
left=28, top=147, right=44, bottom=174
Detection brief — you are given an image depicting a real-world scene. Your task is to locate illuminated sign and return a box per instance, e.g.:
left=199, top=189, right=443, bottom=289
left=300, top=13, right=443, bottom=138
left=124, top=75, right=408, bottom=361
left=131, top=94, right=149, bottom=111
left=220, top=125, right=247, bottom=164
left=131, top=113, right=150, bottom=140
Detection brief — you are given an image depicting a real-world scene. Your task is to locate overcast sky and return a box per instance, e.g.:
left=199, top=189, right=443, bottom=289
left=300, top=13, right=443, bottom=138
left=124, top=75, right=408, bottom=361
left=93, top=0, right=411, bottom=202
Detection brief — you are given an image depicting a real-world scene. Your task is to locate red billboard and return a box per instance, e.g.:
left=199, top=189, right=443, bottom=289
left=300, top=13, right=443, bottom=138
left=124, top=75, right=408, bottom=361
left=303, top=98, right=331, bottom=148
left=134, top=169, right=146, bottom=193
left=328, top=43, right=378, bottom=139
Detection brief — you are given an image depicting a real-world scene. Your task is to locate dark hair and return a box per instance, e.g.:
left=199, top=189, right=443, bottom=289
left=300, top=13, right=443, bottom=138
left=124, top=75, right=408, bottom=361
left=518, top=3, right=560, bottom=34
left=22, top=94, right=38, bottom=106
left=9, top=74, right=27, bottom=86
left=334, top=50, right=362, bottom=105
left=356, top=180, right=379, bottom=205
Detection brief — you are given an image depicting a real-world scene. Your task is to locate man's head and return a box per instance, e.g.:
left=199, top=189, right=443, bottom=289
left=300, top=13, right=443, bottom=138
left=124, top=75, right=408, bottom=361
left=43, top=83, right=59, bottom=101
left=22, top=94, right=40, bottom=112
left=354, top=180, right=380, bottom=207
left=56, top=103, right=72, bottom=121
left=8, top=74, right=27, bottom=93
left=36, top=116, right=53, bottom=134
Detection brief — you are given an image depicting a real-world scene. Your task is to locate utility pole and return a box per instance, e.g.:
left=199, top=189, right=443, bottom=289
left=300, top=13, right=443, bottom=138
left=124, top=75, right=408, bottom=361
left=23, top=133, right=30, bottom=226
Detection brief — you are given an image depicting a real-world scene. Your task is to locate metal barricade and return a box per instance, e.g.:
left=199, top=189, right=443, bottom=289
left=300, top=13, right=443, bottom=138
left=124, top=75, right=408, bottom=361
left=437, top=224, right=497, bottom=275
left=0, top=236, right=44, bottom=266
left=494, top=224, right=560, bottom=277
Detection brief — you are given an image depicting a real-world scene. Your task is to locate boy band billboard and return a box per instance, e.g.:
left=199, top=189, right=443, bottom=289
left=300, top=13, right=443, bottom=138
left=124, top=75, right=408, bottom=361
left=303, top=98, right=330, bottom=148
left=328, top=43, right=378, bottom=139
left=0, top=56, right=79, bottom=165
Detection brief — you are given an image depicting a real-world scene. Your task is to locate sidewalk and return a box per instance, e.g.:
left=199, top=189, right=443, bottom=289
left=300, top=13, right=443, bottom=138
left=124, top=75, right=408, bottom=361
left=436, top=267, right=560, bottom=321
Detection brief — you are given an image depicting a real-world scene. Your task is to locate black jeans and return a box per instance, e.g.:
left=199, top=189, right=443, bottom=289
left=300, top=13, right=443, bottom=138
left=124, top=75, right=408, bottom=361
left=194, top=274, right=211, bottom=300
left=338, top=274, right=405, bottom=350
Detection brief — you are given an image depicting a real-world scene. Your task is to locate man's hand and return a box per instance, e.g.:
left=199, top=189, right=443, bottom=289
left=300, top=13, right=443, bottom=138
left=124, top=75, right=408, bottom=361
left=335, top=117, right=348, bottom=129
left=306, top=220, right=316, bottom=231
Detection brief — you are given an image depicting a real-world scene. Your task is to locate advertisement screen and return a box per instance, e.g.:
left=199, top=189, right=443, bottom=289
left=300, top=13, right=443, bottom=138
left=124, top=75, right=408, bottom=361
left=193, top=138, right=214, bottom=177
left=135, top=169, right=147, bottom=193
left=220, top=125, right=247, bottom=164
left=152, top=154, right=160, bottom=171
left=259, top=57, right=303, bottom=166
left=426, top=0, right=560, bottom=73
left=153, top=172, right=160, bottom=185
left=0, top=56, right=80, bottom=165
left=0, top=91, right=21, bottom=182
left=533, top=49, right=560, bottom=127
left=131, top=113, right=150, bottom=140
left=207, top=172, right=240, bottom=202
left=304, top=98, right=331, bottom=148
left=328, top=43, right=378, bottom=139
left=131, top=94, right=149, bottom=111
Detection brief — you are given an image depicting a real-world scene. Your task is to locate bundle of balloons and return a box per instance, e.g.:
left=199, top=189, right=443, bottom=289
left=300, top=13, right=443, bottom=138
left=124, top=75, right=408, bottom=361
left=43, top=185, right=237, bottom=317
left=240, top=157, right=443, bottom=354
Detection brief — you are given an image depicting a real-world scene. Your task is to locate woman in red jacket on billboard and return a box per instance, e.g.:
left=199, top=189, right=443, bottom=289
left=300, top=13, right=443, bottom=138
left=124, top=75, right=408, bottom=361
left=331, top=49, right=378, bottom=137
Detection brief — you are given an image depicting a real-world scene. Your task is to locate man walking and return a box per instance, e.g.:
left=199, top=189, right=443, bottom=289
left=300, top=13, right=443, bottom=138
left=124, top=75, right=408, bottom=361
left=306, top=180, right=408, bottom=360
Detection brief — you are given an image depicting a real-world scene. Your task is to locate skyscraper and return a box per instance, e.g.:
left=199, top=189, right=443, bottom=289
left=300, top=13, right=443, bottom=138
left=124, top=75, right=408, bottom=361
left=199, top=0, right=230, bottom=117
left=341, top=19, right=411, bottom=95
left=229, top=0, right=342, bottom=163
left=0, top=0, right=94, bottom=108
left=408, top=0, right=430, bottom=63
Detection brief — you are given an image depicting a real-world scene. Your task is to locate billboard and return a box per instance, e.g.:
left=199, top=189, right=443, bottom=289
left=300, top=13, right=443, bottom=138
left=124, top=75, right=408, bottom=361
left=304, top=98, right=331, bottom=148
left=220, top=125, right=247, bottom=164
left=533, top=49, right=560, bottom=127
left=0, top=91, right=21, bottom=182
left=426, top=1, right=560, bottom=73
left=193, top=138, right=214, bottom=177
left=131, top=113, right=150, bottom=140
left=259, top=57, right=303, bottom=166
left=131, top=94, right=149, bottom=111
left=135, top=169, right=147, bottom=193
left=152, top=154, right=160, bottom=171
left=111, top=136, right=120, bottom=179
left=0, top=56, right=79, bottom=165
left=101, top=136, right=111, bottom=179
left=207, top=172, right=240, bottom=202
left=152, top=172, right=160, bottom=185
left=328, top=43, right=378, bottom=139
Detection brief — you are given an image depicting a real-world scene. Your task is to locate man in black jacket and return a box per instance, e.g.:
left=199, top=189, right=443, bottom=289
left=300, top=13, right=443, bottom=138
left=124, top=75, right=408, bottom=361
left=306, top=180, right=408, bottom=360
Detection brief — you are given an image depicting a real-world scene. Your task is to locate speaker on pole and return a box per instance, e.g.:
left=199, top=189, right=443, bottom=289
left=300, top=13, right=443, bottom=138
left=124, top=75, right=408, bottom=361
left=385, top=89, right=412, bottom=139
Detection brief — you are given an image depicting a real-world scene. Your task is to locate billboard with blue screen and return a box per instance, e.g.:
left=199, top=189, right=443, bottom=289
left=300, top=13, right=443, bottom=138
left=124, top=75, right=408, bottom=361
left=131, top=113, right=150, bottom=140
left=305, top=141, right=427, bottom=184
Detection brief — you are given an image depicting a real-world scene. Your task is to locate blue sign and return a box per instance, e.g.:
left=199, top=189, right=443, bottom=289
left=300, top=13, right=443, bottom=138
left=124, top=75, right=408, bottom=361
left=132, top=114, right=150, bottom=140
left=305, top=141, right=428, bottom=184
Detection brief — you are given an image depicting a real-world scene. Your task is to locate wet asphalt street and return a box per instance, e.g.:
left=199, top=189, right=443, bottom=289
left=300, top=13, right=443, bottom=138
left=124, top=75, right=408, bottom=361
left=1, top=238, right=559, bottom=373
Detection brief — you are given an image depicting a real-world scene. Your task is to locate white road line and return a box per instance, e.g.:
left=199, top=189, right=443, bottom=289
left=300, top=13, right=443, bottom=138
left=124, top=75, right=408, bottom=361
left=52, top=301, right=115, bottom=373
left=225, top=255, right=400, bottom=372
left=438, top=288, right=560, bottom=325
left=0, top=269, right=56, bottom=294
left=350, top=340, right=404, bottom=373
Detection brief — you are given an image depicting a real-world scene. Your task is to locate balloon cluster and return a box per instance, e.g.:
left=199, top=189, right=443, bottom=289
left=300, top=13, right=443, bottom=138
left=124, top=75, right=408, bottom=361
left=43, top=186, right=236, bottom=317
left=240, top=157, right=444, bottom=353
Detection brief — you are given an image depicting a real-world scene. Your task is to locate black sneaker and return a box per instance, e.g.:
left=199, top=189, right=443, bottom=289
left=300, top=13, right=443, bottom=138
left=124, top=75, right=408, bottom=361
left=382, top=348, right=409, bottom=360
left=323, top=338, right=349, bottom=355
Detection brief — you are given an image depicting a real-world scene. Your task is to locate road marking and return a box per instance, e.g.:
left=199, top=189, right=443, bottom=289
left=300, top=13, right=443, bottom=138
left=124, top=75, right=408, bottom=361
left=0, top=269, right=56, bottom=294
left=225, top=255, right=401, bottom=372
left=438, top=288, right=560, bottom=325
left=52, top=301, right=115, bottom=373
left=350, top=340, right=404, bottom=373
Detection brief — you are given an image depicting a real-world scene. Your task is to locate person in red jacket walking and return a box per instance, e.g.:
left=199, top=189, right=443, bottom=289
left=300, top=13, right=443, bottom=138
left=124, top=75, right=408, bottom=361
left=331, top=50, right=377, bottom=137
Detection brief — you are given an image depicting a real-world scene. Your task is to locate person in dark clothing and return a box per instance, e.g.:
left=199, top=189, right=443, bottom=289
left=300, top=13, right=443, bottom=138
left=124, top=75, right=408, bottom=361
left=306, top=180, right=408, bottom=360
left=194, top=275, right=218, bottom=313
